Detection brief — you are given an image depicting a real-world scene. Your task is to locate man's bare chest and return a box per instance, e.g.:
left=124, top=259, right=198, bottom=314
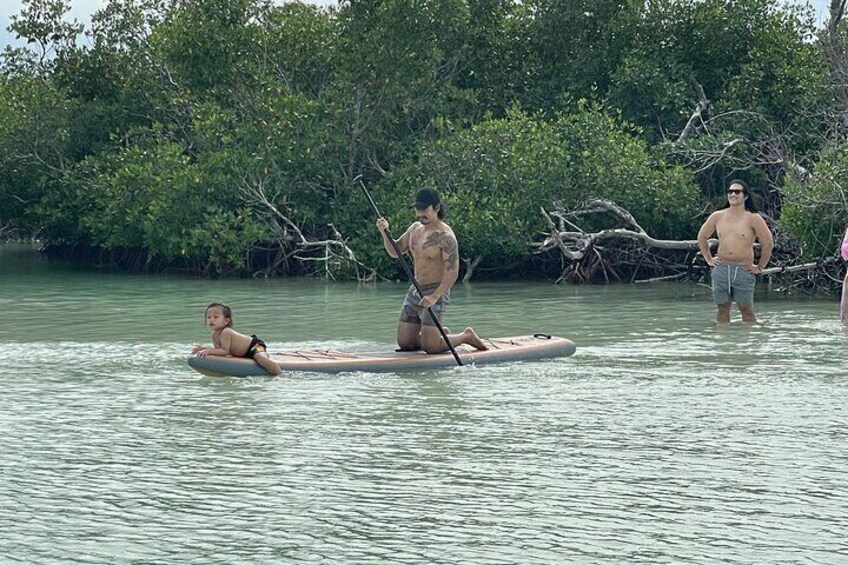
left=409, top=228, right=447, bottom=261
left=716, top=216, right=754, bottom=241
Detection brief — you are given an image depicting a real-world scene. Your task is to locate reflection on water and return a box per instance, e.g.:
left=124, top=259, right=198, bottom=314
left=1, top=243, right=846, bottom=564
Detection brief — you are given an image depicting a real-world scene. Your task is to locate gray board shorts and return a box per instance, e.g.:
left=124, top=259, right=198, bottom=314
left=711, top=263, right=755, bottom=305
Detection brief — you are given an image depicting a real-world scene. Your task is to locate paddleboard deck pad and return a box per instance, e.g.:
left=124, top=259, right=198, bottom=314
left=187, top=334, right=576, bottom=376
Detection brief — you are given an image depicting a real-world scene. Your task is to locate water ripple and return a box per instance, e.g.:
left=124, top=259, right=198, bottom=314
left=2, top=246, right=847, bottom=564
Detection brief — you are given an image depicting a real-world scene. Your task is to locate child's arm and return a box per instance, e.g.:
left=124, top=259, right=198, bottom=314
left=196, top=347, right=230, bottom=357
left=193, top=329, right=234, bottom=357
left=199, top=328, right=236, bottom=357
left=193, top=343, right=227, bottom=357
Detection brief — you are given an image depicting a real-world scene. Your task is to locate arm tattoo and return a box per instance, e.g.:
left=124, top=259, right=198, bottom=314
left=442, top=235, right=459, bottom=271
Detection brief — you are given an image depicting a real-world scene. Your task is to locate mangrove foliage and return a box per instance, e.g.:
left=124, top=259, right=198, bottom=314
left=1, top=0, right=846, bottom=287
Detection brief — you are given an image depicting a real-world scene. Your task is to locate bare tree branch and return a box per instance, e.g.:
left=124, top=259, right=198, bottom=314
left=534, top=199, right=839, bottom=293
left=534, top=199, right=715, bottom=261
left=677, top=78, right=711, bottom=142
left=237, top=174, right=378, bottom=279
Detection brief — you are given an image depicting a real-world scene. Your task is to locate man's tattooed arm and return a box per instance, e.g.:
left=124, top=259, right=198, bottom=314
left=441, top=234, right=459, bottom=272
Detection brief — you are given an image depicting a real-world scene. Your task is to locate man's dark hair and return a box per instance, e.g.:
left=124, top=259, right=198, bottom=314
left=412, top=186, right=446, bottom=219
left=722, top=179, right=759, bottom=213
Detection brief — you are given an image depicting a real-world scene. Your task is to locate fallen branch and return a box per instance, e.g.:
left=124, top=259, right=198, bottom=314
left=534, top=198, right=717, bottom=260
left=760, top=262, right=819, bottom=276
left=534, top=198, right=834, bottom=292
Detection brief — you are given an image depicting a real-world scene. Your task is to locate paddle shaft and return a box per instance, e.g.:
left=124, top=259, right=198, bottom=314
left=357, top=177, right=463, bottom=366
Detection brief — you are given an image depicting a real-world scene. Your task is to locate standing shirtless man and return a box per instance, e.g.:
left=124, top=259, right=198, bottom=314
left=376, top=186, right=488, bottom=353
left=697, top=179, right=774, bottom=324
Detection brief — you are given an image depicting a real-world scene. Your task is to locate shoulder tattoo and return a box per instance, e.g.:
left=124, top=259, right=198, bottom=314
left=424, top=232, right=458, bottom=270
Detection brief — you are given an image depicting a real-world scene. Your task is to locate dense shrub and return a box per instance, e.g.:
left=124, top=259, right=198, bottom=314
left=355, top=105, right=701, bottom=272
left=780, top=143, right=848, bottom=258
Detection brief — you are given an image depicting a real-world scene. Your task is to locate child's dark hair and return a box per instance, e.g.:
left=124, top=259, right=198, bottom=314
left=205, top=303, right=233, bottom=327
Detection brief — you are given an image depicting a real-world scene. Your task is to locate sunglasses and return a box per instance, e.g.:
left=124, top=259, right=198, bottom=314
left=727, top=189, right=745, bottom=195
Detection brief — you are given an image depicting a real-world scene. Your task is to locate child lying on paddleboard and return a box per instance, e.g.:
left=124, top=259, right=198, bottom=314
left=192, top=303, right=282, bottom=375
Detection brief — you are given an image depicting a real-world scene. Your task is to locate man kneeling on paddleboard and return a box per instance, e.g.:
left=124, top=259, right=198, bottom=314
left=376, top=187, right=488, bottom=354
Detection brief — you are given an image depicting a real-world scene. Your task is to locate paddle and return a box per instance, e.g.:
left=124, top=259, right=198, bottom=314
left=356, top=175, right=464, bottom=367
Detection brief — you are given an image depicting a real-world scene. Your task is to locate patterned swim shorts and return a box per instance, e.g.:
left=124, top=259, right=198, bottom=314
left=245, top=335, right=267, bottom=358
left=399, top=283, right=450, bottom=327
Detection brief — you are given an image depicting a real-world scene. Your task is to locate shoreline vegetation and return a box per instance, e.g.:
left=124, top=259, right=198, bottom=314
left=1, top=1, right=847, bottom=297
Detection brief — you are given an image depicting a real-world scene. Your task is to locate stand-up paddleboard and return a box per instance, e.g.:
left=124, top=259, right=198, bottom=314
left=187, top=334, right=576, bottom=377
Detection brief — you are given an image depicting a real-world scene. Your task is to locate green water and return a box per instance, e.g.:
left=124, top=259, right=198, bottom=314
left=1, top=243, right=846, bottom=564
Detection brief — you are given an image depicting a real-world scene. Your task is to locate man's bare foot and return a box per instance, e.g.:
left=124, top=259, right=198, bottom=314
left=463, top=327, right=488, bottom=351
